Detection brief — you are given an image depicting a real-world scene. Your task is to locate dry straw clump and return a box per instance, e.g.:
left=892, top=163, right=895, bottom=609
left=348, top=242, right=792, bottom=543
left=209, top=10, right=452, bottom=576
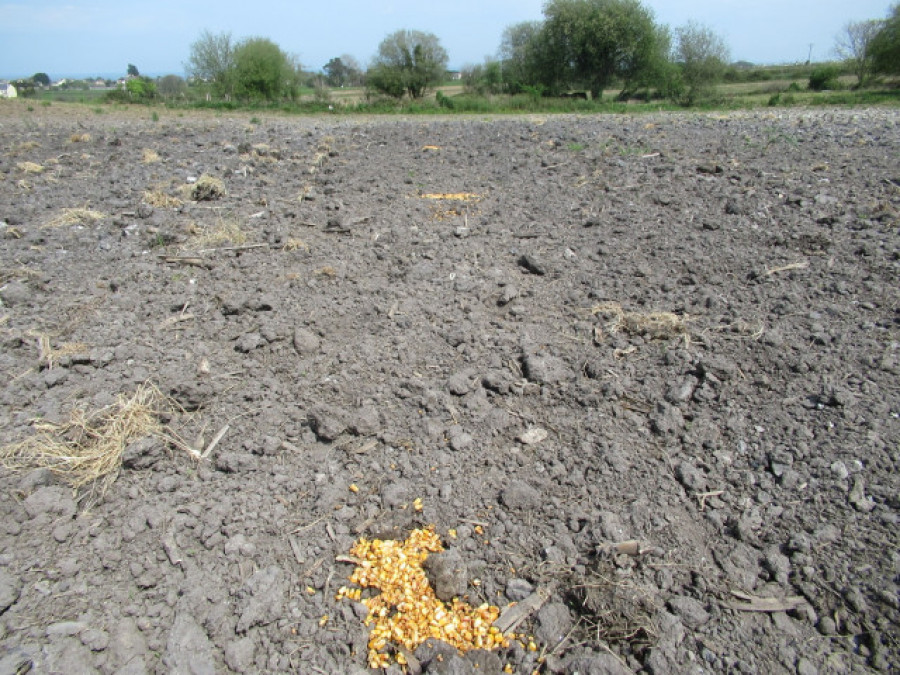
left=0, top=383, right=182, bottom=494
left=592, top=302, right=689, bottom=341
left=143, top=189, right=183, bottom=208
left=190, top=174, right=226, bottom=201
left=141, top=148, right=161, bottom=163
left=69, top=133, right=92, bottom=143
left=44, top=207, right=106, bottom=228
left=16, top=162, right=44, bottom=174
left=183, top=218, right=246, bottom=249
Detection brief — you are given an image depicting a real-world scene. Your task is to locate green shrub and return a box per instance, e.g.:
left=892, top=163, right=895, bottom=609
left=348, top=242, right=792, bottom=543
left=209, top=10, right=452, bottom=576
left=808, top=65, right=840, bottom=91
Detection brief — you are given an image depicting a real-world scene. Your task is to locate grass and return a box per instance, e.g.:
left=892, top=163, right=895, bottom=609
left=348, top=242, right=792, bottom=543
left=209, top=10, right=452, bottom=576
left=44, top=207, right=106, bottom=228
left=0, top=383, right=185, bottom=496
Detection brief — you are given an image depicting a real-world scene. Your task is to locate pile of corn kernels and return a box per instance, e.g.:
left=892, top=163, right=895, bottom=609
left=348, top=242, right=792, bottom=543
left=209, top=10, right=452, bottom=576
left=336, top=527, right=508, bottom=669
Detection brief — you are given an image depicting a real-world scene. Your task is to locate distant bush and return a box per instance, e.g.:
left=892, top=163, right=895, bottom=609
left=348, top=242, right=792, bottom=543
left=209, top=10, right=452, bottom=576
left=808, top=65, right=840, bottom=91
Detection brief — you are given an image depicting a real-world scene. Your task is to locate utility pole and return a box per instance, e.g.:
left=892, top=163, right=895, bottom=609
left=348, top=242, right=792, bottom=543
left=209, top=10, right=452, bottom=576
left=806, top=43, right=814, bottom=64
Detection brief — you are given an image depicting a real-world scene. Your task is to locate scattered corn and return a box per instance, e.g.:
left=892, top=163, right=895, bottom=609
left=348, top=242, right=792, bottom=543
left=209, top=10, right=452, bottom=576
left=340, top=526, right=508, bottom=668
left=349, top=483, right=359, bottom=493
left=412, top=497, right=424, bottom=512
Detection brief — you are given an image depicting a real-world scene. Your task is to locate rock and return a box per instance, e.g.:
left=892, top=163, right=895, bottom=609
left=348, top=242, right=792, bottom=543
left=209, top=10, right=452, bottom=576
left=500, top=481, right=542, bottom=510
left=0, top=280, right=34, bottom=306
left=235, top=332, right=263, bottom=353
left=848, top=476, right=875, bottom=512
left=518, top=253, right=549, bottom=275
left=667, top=596, right=710, bottom=629
left=505, top=578, right=535, bottom=602
left=522, top=354, right=573, bottom=385
left=557, top=653, right=632, bottom=675
left=498, top=285, right=519, bottom=306
left=236, top=565, right=285, bottom=633
left=650, top=402, right=684, bottom=435
left=23, top=486, right=76, bottom=520
left=108, top=618, right=148, bottom=671
left=349, top=405, right=380, bottom=436
left=449, top=432, right=473, bottom=452
left=308, top=406, right=347, bottom=442
left=447, top=371, right=475, bottom=396
left=224, top=637, right=256, bottom=672
left=535, top=602, right=574, bottom=645
left=518, top=427, right=548, bottom=445
left=675, top=461, right=707, bottom=492
left=163, top=612, right=217, bottom=675
left=0, top=570, right=22, bottom=613
left=292, top=327, right=320, bottom=354
left=424, top=550, right=469, bottom=602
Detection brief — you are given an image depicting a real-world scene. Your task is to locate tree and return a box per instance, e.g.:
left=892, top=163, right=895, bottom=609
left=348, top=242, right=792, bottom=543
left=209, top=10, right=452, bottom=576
left=324, top=56, right=363, bottom=87
left=125, top=77, right=156, bottom=101
left=462, top=59, right=504, bottom=95
left=541, top=0, right=668, bottom=99
left=231, top=37, right=300, bottom=101
left=368, top=30, right=448, bottom=99
left=127, top=64, right=140, bottom=77
left=835, top=19, right=885, bottom=87
left=32, top=72, right=50, bottom=86
left=186, top=30, right=235, bottom=97
left=499, top=21, right=551, bottom=93
left=673, top=21, right=730, bottom=104
left=870, top=3, right=900, bottom=75
left=157, top=74, right=187, bottom=99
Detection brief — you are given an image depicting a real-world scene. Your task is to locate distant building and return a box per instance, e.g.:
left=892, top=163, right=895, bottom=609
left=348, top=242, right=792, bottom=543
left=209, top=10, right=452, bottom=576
left=0, top=82, right=17, bottom=98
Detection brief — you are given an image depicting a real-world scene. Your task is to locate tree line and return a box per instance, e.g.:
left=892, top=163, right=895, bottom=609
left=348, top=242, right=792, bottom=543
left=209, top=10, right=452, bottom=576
left=14, top=0, right=897, bottom=106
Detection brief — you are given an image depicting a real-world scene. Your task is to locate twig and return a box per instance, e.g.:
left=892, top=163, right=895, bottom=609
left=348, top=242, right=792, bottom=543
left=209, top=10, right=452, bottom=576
left=200, top=424, right=229, bottom=459
left=159, top=256, right=212, bottom=269
left=726, top=590, right=806, bottom=613
left=695, top=489, right=725, bottom=511
left=764, top=260, right=809, bottom=276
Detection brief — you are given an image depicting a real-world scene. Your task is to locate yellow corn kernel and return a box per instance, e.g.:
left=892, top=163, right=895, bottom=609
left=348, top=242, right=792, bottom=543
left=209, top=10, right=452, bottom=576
left=349, top=483, right=359, bottom=493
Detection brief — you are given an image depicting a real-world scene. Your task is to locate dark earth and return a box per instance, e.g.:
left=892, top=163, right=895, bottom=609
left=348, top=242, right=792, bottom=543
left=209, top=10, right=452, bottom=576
left=0, top=101, right=897, bottom=674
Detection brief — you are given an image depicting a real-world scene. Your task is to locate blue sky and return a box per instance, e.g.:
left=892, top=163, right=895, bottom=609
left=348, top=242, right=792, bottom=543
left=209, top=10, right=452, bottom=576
left=0, top=0, right=894, bottom=79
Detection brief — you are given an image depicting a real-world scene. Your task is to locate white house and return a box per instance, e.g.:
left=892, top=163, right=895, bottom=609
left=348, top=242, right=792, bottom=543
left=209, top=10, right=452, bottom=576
left=0, top=82, right=17, bottom=99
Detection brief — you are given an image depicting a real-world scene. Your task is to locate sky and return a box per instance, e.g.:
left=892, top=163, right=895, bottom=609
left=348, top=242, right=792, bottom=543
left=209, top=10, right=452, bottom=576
left=0, top=0, right=895, bottom=80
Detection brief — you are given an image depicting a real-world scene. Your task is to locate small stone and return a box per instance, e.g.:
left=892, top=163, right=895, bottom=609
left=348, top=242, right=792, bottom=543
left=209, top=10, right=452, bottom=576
left=675, top=461, right=707, bottom=492
left=449, top=432, right=473, bottom=452
left=797, top=657, right=818, bottom=675
left=447, top=371, right=474, bottom=396
left=498, top=285, right=519, bottom=306
left=307, top=406, right=347, bottom=442
left=505, top=578, right=534, bottom=602
left=424, top=550, right=469, bottom=602
left=830, top=461, right=849, bottom=480
left=535, top=602, right=573, bottom=645
left=500, top=481, right=542, bottom=510
left=292, top=327, right=320, bottom=354
left=235, top=332, right=263, bottom=353
left=518, top=253, right=549, bottom=275
left=848, top=477, right=875, bottom=512
left=518, top=427, right=548, bottom=446
left=0, top=570, right=22, bottom=612
left=224, top=637, right=256, bottom=672
left=522, top=353, right=573, bottom=385
left=667, top=596, right=710, bottom=629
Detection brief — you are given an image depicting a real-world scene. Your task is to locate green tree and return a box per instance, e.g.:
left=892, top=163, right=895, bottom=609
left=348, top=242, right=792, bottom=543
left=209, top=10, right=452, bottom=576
left=32, top=72, right=50, bottom=86
left=157, top=74, right=187, bottom=99
left=499, top=21, right=551, bottom=93
left=368, top=30, right=448, bottom=99
left=231, top=37, right=300, bottom=101
left=870, top=3, right=900, bottom=75
left=125, top=77, right=156, bottom=101
left=673, top=21, right=730, bottom=104
left=835, top=19, right=885, bottom=87
left=127, top=64, right=140, bottom=77
left=462, top=59, right=504, bottom=94
left=186, top=30, right=235, bottom=97
left=324, top=56, right=362, bottom=87
left=541, top=0, right=667, bottom=99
